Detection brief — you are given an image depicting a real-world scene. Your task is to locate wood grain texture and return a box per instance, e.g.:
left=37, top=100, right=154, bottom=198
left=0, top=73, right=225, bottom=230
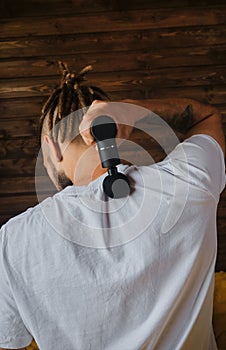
left=1, top=0, right=226, bottom=19
left=1, top=8, right=226, bottom=39
left=0, top=0, right=225, bottom=270
left=2, top=66, right=226, bottom=99
left=2, top=27, right=226, bottom=60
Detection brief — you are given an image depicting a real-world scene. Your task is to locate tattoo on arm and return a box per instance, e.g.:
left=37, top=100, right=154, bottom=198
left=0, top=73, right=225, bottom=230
left=177, top=104, right=195, bottom=132
left=164, top=104, right=195, bottom=133
left=151, top=100, right=216, bottom=134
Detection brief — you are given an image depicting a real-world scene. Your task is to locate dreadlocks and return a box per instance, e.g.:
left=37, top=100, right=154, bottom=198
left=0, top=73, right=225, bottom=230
left=40, top=61, right=110, bottom=144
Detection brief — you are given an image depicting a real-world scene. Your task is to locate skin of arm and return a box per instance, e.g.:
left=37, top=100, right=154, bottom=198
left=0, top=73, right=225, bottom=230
left=123, top=98, right=225, bottom=156
left=79, top=98, right=225, bottom=156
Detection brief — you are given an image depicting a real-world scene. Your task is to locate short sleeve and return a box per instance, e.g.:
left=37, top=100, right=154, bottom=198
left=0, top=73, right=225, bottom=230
left=0, top=225, right=33, bottom=348
left=162, top=134, right=225, bottom=200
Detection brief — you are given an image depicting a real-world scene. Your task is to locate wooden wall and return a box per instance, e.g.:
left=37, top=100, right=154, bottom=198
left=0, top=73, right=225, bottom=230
left=0, top=0, right=225, bottom=270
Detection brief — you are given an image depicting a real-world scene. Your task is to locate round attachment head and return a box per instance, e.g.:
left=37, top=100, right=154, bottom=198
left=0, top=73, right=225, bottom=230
left=103, top=172, right=130, bottom=198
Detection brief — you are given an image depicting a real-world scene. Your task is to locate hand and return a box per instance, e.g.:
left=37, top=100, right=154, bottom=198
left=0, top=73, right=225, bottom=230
left=79, top=100, right=139, bottom=146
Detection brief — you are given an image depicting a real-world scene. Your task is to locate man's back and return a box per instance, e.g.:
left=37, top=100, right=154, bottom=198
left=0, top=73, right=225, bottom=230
left=0, top=134, right=224, bottom=350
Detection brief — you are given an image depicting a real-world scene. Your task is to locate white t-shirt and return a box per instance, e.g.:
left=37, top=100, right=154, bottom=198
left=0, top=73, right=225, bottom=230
left=0, top=134, right=225, bottom=350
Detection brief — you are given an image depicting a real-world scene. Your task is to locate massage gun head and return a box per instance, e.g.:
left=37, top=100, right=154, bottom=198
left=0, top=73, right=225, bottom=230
left=90, top=115, right=117, bottom=141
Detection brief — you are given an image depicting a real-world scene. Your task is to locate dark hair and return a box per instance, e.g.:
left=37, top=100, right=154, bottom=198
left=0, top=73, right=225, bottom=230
left=39, top=61, right=110, bottom=143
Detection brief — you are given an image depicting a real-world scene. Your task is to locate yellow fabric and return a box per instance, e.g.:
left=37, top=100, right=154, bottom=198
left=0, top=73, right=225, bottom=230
left=26, top=339, right=39, bottom=350
left=25, top=272, right=226, bottom=350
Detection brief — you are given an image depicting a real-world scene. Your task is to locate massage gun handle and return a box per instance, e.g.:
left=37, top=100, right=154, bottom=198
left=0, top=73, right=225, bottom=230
left=90, top=115, right=120, bottom=169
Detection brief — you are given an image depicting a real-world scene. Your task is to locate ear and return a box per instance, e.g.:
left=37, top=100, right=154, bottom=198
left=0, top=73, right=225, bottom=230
left=43, top=135, right=63, bottom=162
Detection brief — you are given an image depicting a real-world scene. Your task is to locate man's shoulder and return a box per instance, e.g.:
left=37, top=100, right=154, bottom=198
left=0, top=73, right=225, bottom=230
left=1, top=195, right=53, bottom=239
left=0, top=186, right=80, bottom=242
left=183, top=133, right=224, bottom=150
left=166, top=133, right=225, bottom=163
left=165, top=133, right=225, bottom=198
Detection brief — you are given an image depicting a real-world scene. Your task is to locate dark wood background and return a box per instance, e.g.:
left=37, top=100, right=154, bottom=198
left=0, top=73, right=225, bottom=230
left=0, top=0, right=225, bottom=270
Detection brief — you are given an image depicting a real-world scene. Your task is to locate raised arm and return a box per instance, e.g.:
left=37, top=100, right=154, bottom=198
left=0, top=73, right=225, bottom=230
left=79, top=98, right=225, bottom=156
left=124, top=98, right=225, bottom=156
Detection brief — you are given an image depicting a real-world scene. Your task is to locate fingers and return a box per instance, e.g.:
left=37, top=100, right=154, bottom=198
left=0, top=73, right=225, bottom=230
left=79, top=100, right=135, bottom=146
left=79, top=100, right=108, bottom=145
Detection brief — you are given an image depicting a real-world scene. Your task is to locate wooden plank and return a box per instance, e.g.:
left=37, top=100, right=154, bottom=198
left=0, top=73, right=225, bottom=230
left=0, top=138, right=39, bottom=158
left=0, top=158, right=38, bottom=177
left=218, top=199, right=226, bottom=215
left=217, top=206, right=226, bottom=219
left=1, top=45, right=226, bottom=78
left=2, top=65, right=226, bottom=99
left=0, top=214, right=15, bottom=226
left=0, top=176, right=54, bottom=194
left=218, top=220, right=226, bottom=233
left=1, top=8, right=226, bottom=39
left=0, top=0, right=10, bottom=18
left=0, top=194, right=48, bottom=214
left=0, top=97, right=45, bottom=119
left=0, top=116, right=40, bottom=139
left=216, top=219, right=226, bottom=271
left=0, top=0, right=107, bottom=18
left=1, top=0, right=226, bottom=19
left=140, top=86, right=226, bottom=105
left=2, top=26, right=226, bottom=60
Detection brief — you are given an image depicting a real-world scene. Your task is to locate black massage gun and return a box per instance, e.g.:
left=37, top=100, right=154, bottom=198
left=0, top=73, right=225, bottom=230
left=90, top=115, right=130, bottom=198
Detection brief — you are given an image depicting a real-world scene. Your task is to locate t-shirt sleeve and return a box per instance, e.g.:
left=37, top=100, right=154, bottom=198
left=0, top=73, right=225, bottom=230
left=0, top=225, right=33, bottom=348
left=163, top=134, right=225, bottom=200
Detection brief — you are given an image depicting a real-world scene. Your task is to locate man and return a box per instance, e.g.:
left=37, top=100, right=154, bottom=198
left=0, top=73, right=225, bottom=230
left=0, top=62, right=225, bottom=350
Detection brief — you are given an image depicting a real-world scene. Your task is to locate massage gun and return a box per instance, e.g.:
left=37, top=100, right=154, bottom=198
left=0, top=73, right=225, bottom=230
left=90, top=115, right=130, bottom=198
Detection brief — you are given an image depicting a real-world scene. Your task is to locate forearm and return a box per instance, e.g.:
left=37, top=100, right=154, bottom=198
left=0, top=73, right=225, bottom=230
left=123, top=98, right=219, bottom=134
